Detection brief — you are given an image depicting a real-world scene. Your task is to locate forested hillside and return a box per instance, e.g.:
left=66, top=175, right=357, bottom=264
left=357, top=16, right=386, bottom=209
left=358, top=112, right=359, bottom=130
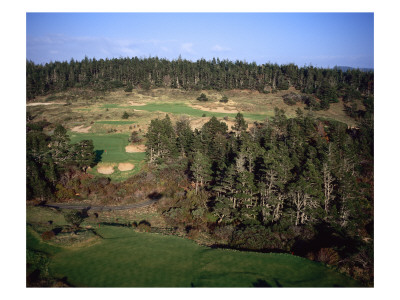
left=144, top=109, right=373, bottom=284
left=26, top=57, right=373, bottom=101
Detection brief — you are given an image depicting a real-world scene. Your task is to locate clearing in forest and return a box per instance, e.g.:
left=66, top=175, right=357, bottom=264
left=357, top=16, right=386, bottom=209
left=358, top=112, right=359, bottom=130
left=68, top=132, right=145, bottom=181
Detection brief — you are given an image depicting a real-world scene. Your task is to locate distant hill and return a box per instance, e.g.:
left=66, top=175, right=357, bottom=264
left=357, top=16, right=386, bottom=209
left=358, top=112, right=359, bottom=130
left=334, top=66, right=374, bottom=72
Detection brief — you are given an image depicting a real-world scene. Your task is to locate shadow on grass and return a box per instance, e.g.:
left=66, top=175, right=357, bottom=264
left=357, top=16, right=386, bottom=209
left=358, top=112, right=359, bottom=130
left=94, top=150, right=104, bottom=164
left=253, top=279, right=272, bottom=287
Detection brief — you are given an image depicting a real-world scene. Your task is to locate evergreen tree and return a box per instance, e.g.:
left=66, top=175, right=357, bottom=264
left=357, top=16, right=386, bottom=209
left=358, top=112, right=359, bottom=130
left=175, top=118, right=194, bottom=157
left=72, top=139, right=96, bottom=172
left=190, top=151, right=212, bottom=194
left=145, top=115, right=177, bottom=163
left=232, top=112, right=248, bottom=133
left=49, top=124, right=71, bottom=168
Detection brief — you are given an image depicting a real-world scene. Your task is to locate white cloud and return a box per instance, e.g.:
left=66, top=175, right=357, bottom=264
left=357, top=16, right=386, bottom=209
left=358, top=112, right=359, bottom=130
left=212, top=44, right=231, bottom=52
left=119, top=47, right=140, bottom=57
left=27, top=34, right=181, bottom=62
left=181, top=43, right=194, bottom=54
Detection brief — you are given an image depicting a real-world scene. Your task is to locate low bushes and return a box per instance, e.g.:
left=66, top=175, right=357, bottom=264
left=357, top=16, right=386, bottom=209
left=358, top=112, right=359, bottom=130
left=41, top=230, right=55, bottom=241
left=307, top=248, right=340, bottom=265
left=197, top=93, right=209, bottom=102
left=137, top=220, right=151, bottom=232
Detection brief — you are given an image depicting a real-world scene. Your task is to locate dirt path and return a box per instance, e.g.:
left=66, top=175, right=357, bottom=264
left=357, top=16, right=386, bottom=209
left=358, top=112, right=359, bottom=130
left=189, top=103, right=239, bottom=113
left=43, top=198, right=159, bottom=211
left=71, top=125, right=92, bottom=133
left=26, top=102, right=66, bottom=106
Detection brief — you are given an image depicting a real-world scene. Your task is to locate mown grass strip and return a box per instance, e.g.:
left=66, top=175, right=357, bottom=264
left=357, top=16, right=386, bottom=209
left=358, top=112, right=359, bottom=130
left=69, top=132, right=133, bottom=163
left=48, top=226, right=360, bottom=287
left=101, top=102, right=269, bottom=121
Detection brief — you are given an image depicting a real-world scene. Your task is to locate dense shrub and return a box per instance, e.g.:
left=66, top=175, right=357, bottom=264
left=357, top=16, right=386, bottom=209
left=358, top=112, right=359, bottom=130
left=314, top=248, right=340, bottom=265
left=41, top=230, right=55, bottom=241
left=122, top=111, right=129, bottom=119
left=282, top=92, right=302, bottom=106
left=197, top=93, right=209, bottom=102
left=213, top=225, right=235, bottom=244
left=301, top=95, right=320, bottom=111
left=124, top=83, right=133, bottom=92
left=137, top=220, right=151, bottom=232
left=64, top=211, right=87, bottom=229
left=220, top=96, right=229, bottom=103
left=230, top=226, right=282, bottom=251
left=55, top=184, right=75, bottom=201
left=129, top=131, right=142, bottom=143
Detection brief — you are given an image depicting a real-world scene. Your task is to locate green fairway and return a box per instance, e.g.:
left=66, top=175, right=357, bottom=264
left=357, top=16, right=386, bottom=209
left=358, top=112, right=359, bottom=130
left=69, top=132, right=139, bottom=163
left=68, top=132, right=146, bottom=181
left=45, top=226, right=359, bottom=287
left=102, top=102, right=269, bottom=121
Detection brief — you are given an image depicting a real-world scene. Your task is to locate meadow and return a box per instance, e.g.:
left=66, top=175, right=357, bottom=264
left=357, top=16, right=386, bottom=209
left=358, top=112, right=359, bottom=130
left=27, top=220, right=359, bottom=287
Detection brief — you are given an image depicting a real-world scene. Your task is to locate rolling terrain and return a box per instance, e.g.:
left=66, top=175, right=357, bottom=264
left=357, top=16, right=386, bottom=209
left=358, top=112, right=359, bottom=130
left=27, top=87, right=359, bottom=181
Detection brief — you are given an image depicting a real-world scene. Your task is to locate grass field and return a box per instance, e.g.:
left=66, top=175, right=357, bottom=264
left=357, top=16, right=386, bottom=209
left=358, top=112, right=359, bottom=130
left=26, top=224, right=359, bottom=287
left=68, top=132, right=146, bottom=181
left=105, top=102, right=269, bottom=121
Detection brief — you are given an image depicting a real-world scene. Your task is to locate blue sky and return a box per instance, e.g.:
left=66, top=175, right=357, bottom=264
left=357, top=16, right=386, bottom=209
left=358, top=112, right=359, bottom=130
left=26, top=13, right=374, bottom=68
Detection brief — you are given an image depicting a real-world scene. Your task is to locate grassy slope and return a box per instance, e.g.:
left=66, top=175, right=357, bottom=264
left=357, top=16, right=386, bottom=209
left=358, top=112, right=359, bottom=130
left=28, top=87, right=356, bottom=183
left=95, top=120, right=137, bottom=125
left=46, top=226, right=359, bottom=287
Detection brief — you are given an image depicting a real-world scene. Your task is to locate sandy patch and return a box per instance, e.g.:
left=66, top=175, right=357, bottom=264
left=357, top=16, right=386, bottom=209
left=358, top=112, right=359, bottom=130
left=26, top=102, right=65, bottom=106
left=190, top=118, right=210, bottom=130
left=190, top=117, right=255, bottom=131
left=128, top=101, right=147, bottom=106
left=189, top=104, right=239, bottom=114
left=71, top=125, right=92, bottom=133
left=118, top=163, right=135, bottom=171
left=97, top=166, right=115, bottom=175
left=125, top=144, right=146, bottom=152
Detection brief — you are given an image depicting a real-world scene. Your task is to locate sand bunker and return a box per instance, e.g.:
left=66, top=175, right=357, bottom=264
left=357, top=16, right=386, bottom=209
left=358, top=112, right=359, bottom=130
left=189, top=104, right=239, bottom=114
left=118, top=163, right=135, bottom=171
left=125, top=144, right=146, bottom=153
left=26, top=102, right=66, bottom=106
left=97, top=166, right=115, bottom=175
left=71, top=125, right=92, bottom=133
